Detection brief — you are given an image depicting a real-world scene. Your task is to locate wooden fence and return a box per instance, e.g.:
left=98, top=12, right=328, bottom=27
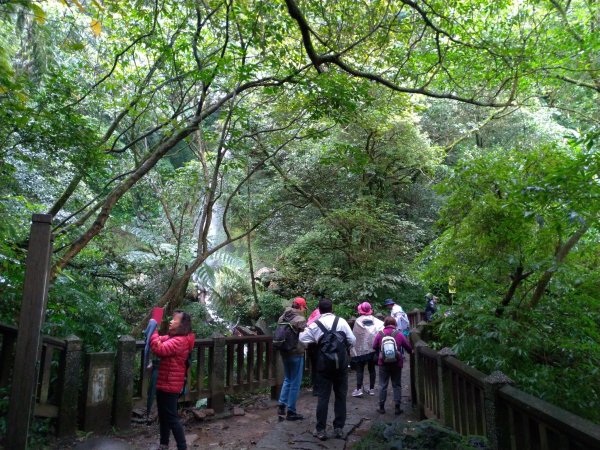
left=133, top=335, right=281, bottom=412
left=410, top=324, right=600, bottom=450
left=0, top=323, right=81, bottom=437
left=0, top=326, right=283, bottom=437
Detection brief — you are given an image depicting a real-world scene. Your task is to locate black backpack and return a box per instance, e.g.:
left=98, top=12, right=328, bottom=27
left=273, top=322, right=299, bottom=353
left=315, top=317, right=348, bottom=372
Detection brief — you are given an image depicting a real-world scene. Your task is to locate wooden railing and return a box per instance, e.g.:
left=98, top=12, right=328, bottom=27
left=134, top=335, right=281, bottom=412
left=0, top=323, right=82, bottom=437
left=410, top=324, right=600, bottom=450
left=1, top=325, right=283, bottom=437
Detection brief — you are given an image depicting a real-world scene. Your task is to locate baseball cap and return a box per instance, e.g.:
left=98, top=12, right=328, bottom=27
left=293, top=297, right=307, bottom=310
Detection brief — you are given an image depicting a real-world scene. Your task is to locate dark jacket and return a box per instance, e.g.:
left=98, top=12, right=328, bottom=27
left=425, top=299, right=437, bottom=321
left=372, top=325, right=412, bottom=368
left=278, top=306, right=307, bottom=356
left=150, top=332, right=195, bottom=393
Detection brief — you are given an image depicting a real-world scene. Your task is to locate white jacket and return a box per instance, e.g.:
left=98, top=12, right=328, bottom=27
left=299, top=313, right=356, bottom=348
left=350, top=315, right=383, bottom=357
left=391, top=304, right=410, bottom=331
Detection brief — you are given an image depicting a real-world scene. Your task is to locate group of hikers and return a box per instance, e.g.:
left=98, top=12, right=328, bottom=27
left=274, top=296, right=415, bottom=441
left=143, top=294, right=438, bottom=449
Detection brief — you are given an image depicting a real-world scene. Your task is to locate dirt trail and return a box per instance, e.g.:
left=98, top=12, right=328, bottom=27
left=64, top=359, right=416, bottom=450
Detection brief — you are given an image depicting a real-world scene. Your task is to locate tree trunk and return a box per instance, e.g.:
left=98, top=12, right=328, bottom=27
left=495, top=266, right=532, bottom=317
left=528, top=224, right=589, bottom=309
left=48, top=173, right=82, bottom=217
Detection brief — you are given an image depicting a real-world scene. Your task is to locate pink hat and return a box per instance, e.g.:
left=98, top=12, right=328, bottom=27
left=357, top=302, right=373, bottom=315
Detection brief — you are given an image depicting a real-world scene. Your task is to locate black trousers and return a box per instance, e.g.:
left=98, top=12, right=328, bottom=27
left=156, top=389, right=187, bottom=450
left=355, top=357, right=376, bottom=389
left=315, top=369, right=348, bottom=431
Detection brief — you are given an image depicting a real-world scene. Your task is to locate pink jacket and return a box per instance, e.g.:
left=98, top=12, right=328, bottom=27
left=150, top=332, right=195, bottom=393
left=372, top=325, right=412, bottom=368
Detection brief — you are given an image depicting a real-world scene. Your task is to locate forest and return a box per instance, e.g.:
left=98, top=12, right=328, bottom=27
left=0, top=0, right=599, bottom=425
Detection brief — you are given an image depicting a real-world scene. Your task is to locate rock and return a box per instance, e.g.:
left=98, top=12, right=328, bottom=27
left=254, top=318, right=271, bottom=336
left=233, top=407, right=245, bottom=416
left=192, top=409, right=207, bottom=419
left=205, top=408, right=215, bottom=416
left=236, top=325, right=257, bottom=336
left=185, top=433, right=198, bottom=444
left=132, top=408, right=146, bottom=418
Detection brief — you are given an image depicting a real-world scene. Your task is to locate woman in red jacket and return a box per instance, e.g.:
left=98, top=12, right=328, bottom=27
left=150, top=310, right=195, bottom=450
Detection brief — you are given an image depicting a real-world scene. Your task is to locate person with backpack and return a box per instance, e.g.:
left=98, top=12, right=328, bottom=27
left=383, top=298, right=410, bottom=336
left=299, top=298, right=356, bottom=441
left=274, top=297, right=308, bottom=421
left=350, top=302, right=383, bottom=397
left=150, top=310, right=195, bottom=450
left=372, top=316, right=412, bottom=416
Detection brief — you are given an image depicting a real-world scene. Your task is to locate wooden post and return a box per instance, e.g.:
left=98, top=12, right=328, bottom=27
left=113, top=335, right=136, bottom=430
left=483, top=371, right=514, bottom=450
left=6, top=214, right=53, bottom=450
left=209, top=337, right=225, bottom=413
left=57, top=335, right=82, bottom=437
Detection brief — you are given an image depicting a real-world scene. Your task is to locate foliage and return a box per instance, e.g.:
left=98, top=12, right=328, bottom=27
left=420, top=139, right=600, bottom=310
left=45, top=274, right=130, bottom=352
left=420, top=133, right=600, bottom=422
left=430, top=292, right=600, bottom=422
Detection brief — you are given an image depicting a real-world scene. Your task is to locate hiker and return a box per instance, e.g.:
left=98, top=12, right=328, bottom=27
left=425, top=293, right=438, bottom=322
left=150, top=311, right=195, bottom=450
left=350, top=302, right=383, bottom=397
left=372, top=316, right=413, bottom=415
left=300, top=298, right=356, bottom=441
left=383, top=298, right=410, bottom=336
left=275, top=297, right=308, bottom=421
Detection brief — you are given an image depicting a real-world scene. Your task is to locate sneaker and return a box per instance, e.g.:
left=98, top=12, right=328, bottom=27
left=277, top=404, right=286, bottom=416
left=366, top=388, right=376, bottom=396
left=334, top=428, right=344, bottom=439
left=352, top=388, right=364, bottom=397
left=395, top=404, right=403, bottom=415
left=313, top=429, right=327, bottom=441
left=286, top=411, right=304, bottom=421
left=377, top=403, right=385, bottom=414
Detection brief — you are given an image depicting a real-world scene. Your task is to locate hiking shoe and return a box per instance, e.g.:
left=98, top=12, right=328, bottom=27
left=334, top=428, right=344, bottom=439
left=377, top=404, right=385, bottom=414
left=366, top=388, right=376, bottom=396
left=313, top=429, right=327, bottom=441
left=352, top=388, right=363, bottom=397
left=395, top=404, right=403, bottom=415
left=277, top=404, right=286, bottom=416
left=286, top=411, right=304, bottom=421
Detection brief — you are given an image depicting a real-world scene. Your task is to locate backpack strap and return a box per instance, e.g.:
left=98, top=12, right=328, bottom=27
left=315, top=319, right=328, bottom=334
left=331, top=316, right=339, bottom=332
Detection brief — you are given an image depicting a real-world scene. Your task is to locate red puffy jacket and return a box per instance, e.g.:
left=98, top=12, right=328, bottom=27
left=150, top=331, right=195, bottom=393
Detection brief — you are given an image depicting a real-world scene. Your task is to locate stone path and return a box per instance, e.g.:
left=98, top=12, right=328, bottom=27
left=255, top=359, right=417, bottom=450
left=71, top=360, right=416, bottom=450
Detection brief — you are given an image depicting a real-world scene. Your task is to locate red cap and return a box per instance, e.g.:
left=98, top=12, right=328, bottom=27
left=292, top=297, right=307, bottom=311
